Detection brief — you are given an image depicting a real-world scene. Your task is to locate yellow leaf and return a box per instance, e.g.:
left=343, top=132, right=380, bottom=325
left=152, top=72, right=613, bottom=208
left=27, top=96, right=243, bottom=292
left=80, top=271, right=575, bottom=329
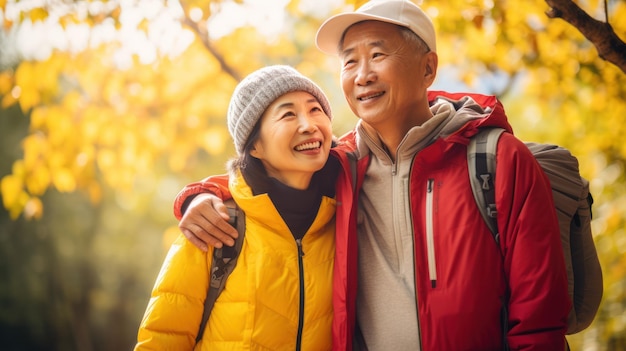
left=1, top=93, right=17, bottom=109
left=0, top=170, right=29, bottom=219
left=14, top=61, right=40, bottom=112
left=52, top=168, right=76, bottom=193
left=29, top=107, right=47, bottom=130
left=11, top=160, right=26, bottom=178
left=25, top=166, right=51, bottom=196
left=0, top=71, right=12, bottom=94
left=1, top=174, right=24, bottom=209
left=110, top=6, right=122, bottom=22
left=137, top=18, right=149, bottom=32
left=3, top=18, right=13, bottom=31
left=22, top=134, right=48, bottom=171
left=29, top=8, right=48, bottom=23
left=62, top=90, right=83, bottom=111
left=8, top=192, right=29, bottom=220
left=353, top=0, right=367, bottom=9
left=58, top=15, right=70, bottom=30
left=46, top=107, right=73, bottom=146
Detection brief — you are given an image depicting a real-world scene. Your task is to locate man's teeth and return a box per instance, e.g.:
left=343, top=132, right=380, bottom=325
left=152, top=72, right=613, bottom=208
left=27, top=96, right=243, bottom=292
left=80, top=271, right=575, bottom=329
left=358, top=92, right=384, bottom=101
left=295, top=141, right=321, bottom=151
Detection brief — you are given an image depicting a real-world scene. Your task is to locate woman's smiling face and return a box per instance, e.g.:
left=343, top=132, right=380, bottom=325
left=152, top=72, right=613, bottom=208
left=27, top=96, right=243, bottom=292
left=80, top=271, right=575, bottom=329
left=250, top=91, right=333, bottom=190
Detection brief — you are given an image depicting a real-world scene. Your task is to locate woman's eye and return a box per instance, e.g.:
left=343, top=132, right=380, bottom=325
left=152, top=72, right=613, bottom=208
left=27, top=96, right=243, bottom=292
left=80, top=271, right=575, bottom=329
left=281, top=111, right=296, bottom=119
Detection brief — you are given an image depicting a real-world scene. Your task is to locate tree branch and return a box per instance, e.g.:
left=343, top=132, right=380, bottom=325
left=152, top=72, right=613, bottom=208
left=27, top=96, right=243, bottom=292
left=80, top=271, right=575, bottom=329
left=180, top=16, right=242, bottom=82
left=545, top=0, right=626, bottom=74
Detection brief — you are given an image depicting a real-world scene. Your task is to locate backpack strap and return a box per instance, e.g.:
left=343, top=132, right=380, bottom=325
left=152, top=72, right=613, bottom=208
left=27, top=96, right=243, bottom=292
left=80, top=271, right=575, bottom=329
left=196, top=198, right=246, bottom=343
left=467, top=127, right=509, bottom=351
left=467, top=127, right=505, bottom=246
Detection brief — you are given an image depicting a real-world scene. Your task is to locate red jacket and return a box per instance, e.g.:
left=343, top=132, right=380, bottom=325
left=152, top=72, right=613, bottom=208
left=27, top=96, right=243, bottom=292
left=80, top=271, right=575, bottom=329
left=173, top=91, right=570, bottom=351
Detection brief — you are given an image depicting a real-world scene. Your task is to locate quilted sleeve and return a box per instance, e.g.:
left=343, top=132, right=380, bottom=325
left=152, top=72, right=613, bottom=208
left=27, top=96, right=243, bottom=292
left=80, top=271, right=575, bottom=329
left=134, top=234, right=213, bottom=350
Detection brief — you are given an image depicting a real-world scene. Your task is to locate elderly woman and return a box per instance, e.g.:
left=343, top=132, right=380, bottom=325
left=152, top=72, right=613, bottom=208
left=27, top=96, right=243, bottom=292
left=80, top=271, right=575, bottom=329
left=135, top=65, right=341, bottom=350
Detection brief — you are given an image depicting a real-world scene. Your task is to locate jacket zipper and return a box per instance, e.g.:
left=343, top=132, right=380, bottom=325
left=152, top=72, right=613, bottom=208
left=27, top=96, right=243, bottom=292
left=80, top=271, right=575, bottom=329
left=409, top=161, right=423, bottom=350
left=295, top=238, right=305, bottom=351
left=426, top=178, right=437, bottom=288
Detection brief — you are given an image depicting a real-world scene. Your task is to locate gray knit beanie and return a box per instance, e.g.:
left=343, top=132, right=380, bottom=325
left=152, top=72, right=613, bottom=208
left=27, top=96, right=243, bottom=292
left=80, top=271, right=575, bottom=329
left=227, top=65, right=333, bottom=155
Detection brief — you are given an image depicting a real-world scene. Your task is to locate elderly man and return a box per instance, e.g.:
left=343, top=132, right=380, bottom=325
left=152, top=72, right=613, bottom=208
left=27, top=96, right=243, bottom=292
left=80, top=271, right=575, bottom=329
left=172, top=1, right=570, bottom=350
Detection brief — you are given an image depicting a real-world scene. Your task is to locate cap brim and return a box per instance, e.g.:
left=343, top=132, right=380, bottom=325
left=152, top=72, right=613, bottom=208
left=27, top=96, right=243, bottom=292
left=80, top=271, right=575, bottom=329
left=315, top=12, right=410, bottom=55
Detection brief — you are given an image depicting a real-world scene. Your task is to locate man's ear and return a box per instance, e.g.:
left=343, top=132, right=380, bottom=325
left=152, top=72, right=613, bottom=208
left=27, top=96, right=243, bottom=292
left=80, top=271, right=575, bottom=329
left=424, top=52, right=438, bottom=84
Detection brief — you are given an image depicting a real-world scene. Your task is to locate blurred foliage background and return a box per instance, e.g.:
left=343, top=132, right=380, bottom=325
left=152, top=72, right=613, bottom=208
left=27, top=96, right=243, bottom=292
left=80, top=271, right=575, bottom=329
left=0, top=0, right=624, bottom=350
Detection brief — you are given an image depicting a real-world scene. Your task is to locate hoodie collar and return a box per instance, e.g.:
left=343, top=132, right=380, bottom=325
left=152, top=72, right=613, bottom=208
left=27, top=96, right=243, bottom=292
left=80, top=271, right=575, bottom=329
left=356, top=93, right=508, bottom=161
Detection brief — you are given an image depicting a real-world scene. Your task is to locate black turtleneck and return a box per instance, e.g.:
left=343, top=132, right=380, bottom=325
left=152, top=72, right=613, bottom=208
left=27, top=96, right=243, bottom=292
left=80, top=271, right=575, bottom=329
left=244, top=157, right=339, bottom=240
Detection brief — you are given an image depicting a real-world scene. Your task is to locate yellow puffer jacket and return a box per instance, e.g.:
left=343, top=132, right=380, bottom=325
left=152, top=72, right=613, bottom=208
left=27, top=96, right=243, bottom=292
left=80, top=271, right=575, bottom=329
left=135, top=172, right=336, bottom=351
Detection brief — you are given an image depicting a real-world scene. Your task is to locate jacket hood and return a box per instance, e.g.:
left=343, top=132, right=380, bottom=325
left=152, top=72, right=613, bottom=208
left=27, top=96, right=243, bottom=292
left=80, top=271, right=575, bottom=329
left=427, top=91, right=513, bottom=140
left=332, top=91, right=513, bottom=160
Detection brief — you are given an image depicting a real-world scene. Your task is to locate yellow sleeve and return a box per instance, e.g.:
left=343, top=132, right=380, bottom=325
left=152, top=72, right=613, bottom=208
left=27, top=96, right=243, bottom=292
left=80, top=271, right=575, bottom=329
left=134, top=234, right=212, bottom=350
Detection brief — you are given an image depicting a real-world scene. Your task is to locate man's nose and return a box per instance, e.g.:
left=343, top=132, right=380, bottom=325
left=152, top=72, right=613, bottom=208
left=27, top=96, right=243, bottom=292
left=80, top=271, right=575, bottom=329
left=355, top=62, right=374, bottom=86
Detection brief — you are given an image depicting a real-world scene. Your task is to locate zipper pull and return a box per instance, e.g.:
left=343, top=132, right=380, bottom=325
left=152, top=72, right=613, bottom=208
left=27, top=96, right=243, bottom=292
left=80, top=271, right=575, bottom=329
left=296, top=238, right=305, bottom=257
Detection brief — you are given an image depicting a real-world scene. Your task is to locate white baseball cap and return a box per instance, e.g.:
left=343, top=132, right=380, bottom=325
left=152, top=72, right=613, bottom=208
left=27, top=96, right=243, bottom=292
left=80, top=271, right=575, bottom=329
left=316, top=0, right=437, bottom=55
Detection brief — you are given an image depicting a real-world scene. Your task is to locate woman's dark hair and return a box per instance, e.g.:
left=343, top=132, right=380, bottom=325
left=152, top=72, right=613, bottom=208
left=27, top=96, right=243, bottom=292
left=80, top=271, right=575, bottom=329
left=227, top=120, right=272, bottom=194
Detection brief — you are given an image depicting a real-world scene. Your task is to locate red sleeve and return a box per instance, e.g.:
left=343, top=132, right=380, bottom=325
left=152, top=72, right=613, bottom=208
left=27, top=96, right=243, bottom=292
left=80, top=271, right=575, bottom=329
left=496, top=133, right=570, bottom=350
left=172, top=174, right=232, bottom=220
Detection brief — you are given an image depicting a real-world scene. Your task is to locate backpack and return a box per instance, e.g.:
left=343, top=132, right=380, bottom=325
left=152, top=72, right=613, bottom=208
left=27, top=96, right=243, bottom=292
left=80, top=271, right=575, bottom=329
left=195, top=199, right=246, bottom=343
left=467, top=127, right=603, bottom=335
